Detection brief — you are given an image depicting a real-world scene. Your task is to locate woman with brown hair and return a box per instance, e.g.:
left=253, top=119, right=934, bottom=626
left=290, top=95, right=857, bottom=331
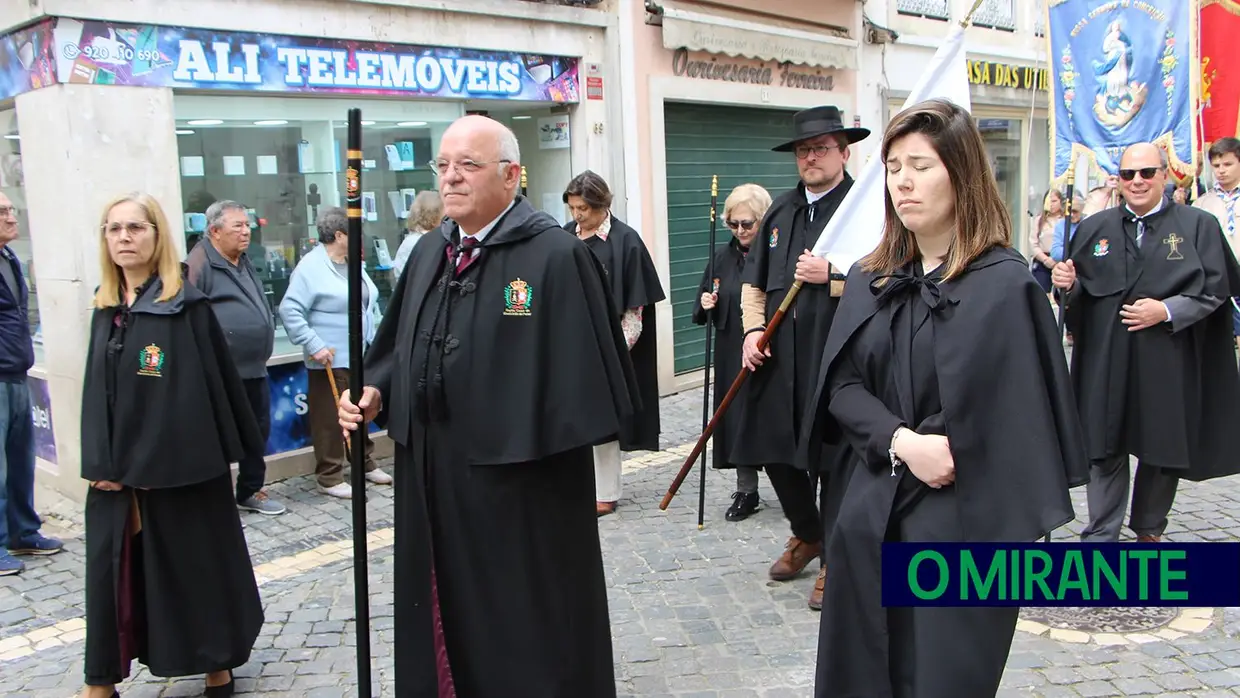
left=801, top=99, right=1089, bottom=697
left=78, top=192, right=264, bottom=698
left=563, top=170, right=665, bottom=516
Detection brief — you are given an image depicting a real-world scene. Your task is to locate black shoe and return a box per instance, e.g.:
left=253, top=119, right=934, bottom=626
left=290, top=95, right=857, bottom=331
left=204, top=670, right=234, bottom=697
left=725, top=491, right=760, bottom=521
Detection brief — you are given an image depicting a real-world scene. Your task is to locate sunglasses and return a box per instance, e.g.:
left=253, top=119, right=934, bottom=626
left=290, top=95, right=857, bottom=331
left=726, top=219, right=757, bottom=231
left=1119, top=167, right=1163, bottom=181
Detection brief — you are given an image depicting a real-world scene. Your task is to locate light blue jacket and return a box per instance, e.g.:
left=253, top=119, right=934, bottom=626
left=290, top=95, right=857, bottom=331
left=278, top=244, right=381, bottom=370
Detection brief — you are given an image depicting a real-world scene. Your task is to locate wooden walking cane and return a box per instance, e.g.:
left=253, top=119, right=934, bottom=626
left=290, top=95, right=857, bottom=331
left=324, top=358, right=352, bottom=453
left=343, top=107, right=374, bottom=698
left=661, top=280, right=803, bottom=510
left=695, top=176, right=719, bottom=529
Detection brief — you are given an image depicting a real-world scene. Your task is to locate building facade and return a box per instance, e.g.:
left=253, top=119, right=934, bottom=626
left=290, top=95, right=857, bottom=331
left=0, top=0, right=624, bottom=500
left=619, top=0, right=864, bottom=392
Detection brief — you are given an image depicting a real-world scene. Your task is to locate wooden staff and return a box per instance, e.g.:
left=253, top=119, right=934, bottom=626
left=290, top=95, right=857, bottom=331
left=344, top=107, right=374, bottom=698
left=696, top=175, right=719, bottom=529
left=324, top=358, right=351, bottom=453
left=660, top=280, right=801, bottom=510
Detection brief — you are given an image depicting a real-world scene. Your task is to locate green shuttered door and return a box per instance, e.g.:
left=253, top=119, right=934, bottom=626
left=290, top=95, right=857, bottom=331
left=665, top=102, right=801, bottom=374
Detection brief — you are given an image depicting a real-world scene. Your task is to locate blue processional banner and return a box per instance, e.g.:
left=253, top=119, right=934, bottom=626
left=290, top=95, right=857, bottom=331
left=1047, top=0, right=1199, bottom=185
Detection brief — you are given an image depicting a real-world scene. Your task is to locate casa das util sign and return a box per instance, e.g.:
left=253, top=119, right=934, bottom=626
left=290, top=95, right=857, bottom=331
left=967, top=59, right=1050, bottom=92
left=670, top=48, right=836, bottom=92
left=0, top=17, right=580, bottom=102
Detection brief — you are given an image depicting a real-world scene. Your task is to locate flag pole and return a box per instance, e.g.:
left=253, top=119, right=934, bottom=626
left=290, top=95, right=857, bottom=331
left=696, top=175, right=719, bottom=529
left=1057, top=163, right=1076, bottom=339
left=345, top=108, right=374, bottom=698
left=520, top=166, right=528, bottom=198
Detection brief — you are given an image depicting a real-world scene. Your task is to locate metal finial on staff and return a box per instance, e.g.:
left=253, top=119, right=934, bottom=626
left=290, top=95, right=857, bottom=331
left=696, top=175, right=719, bottom=529
left=960, top=0, right=988, bottom=27
left=344, top=107, right=374, bottom=698
left=520, top=166, right=528, bottom=198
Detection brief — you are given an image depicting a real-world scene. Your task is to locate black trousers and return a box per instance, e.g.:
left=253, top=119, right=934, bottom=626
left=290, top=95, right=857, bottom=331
left=235, top=377, right=271, bottom=502
left=766, top=463, right=829, bottom=548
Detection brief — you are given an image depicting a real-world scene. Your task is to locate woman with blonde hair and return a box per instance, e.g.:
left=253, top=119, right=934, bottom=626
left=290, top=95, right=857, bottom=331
left=801, top=99, right=1088, bottom=696
left=692, top=182, right=771, bottom=522
left=78, top=192, right=264, bottom=698
left=392, top=190, right=443, bottom=279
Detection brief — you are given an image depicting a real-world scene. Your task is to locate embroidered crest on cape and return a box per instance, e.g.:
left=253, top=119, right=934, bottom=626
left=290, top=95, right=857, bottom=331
left=137, top=343, right=165, bottom=377
left=1093, top=238, right=1110, bottom=257
left=769, top=227, right=780, bottom=248
left=504, top=278, right=533, bottom=317
left=1163, top=233, right=1185, bottom=260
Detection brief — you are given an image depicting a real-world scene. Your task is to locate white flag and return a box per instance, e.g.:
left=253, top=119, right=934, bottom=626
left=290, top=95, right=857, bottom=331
left=811, top=24, right=972, bottom=272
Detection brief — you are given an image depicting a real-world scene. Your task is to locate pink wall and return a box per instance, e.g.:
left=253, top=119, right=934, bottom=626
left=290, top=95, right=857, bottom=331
left=627, top=0, right=859, bottom=243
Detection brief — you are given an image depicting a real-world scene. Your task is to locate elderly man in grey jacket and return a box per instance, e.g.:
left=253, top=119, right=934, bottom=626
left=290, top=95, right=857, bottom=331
left=187, top=199, right=286, bottom=515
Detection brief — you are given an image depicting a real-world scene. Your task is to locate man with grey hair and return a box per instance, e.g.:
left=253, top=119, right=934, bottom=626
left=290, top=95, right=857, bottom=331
left=338, top=114, right=638, bottom=696
left=187, top=199, right=285, bottom=515
left=1053, top=141, right=1240, bottom=542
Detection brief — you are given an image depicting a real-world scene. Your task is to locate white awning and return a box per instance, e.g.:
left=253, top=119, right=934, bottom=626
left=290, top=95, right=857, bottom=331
left=655, top=1, right=858, bottom=72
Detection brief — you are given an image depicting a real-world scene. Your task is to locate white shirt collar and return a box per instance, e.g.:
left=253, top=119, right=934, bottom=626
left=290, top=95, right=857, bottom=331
left=1124, top=196, right=1164, bottom=220
left=463, top=199, right=517, bottom=244
left=806, top=181, right=839, bottom=205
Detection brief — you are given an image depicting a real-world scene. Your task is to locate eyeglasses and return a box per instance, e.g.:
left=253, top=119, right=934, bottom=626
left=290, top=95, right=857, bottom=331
left=1119, top=167, right=1163, bottom=181
left=102, top=221, right=154, bottom=237
left=431, top=159, right=513, bottom=176
left=0, top=206, right=18, bottom=218
left=726, top=218, right=757, bottom=231
left=794, top=144, right=842, bottom=160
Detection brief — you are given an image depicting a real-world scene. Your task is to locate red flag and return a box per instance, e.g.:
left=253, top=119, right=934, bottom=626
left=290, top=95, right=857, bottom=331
left=1201, top=0, right=1240, bottom=144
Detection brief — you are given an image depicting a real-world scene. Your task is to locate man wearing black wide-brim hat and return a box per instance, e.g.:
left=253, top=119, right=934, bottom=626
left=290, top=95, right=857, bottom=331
left=728, top=105, right=869, bottom=611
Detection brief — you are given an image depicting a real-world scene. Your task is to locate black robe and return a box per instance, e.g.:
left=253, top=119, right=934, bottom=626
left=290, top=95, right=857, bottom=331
left=364, top=196, right=638, bottom=698
left=565, top=215, right=665, bottom=451
left=730, top=178, right=852, bottom=471
left=80, top=276, right=264, bottom=684
left=691, top=238, right=749, bottom=470
left=1065, top=199, right=1240, bottom=479
left=803, top=247, right=1089, bottom=698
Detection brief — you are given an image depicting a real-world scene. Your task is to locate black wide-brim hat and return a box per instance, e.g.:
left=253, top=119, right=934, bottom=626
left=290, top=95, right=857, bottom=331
left=772, top=105, right=871, bottom=152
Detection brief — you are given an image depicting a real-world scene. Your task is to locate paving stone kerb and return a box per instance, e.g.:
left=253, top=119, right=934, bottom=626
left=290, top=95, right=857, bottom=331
left=5, top=389, right=1240, bottom=697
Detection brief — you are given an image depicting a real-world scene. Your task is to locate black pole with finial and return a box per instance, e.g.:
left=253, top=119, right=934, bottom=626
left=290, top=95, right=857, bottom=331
left=697, top=175, right=719, bottom=529
left=345, top=108, right=374, bottom=698
left=520, top=166, right=528, bottom=198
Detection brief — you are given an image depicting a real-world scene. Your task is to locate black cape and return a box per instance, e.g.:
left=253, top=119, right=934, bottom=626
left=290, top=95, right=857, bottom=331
left=364, top=196, right=637, bottom=697
left=565, top=215, right=665, bottom=451
left=1065, top=199, right=1240, bottom=479
left=691, top=238, right=749, bottom=469
left=731, top=178, right=853, bottom=471
left=80, top=276, right=264, bottom=682
left=803, top=247, right=1089, bottom=697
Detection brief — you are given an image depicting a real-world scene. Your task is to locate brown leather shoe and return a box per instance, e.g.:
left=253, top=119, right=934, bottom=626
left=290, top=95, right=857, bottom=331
left=768, top=536, right=822, bottom=581
left=808, top=566, right=826, bottom=610
left=596, top=501, right=617, bottom=517
left=1137, top=534, right=1161, bottom=542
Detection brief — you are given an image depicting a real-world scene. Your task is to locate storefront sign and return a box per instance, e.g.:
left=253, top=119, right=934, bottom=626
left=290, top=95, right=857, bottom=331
left=0, top=16, right=580, bottom=102
left=27, top=376, right=56, bottom=465
left=966, top=59, right=1049, bottom=92
left=670, top=48, right=834, bottom=92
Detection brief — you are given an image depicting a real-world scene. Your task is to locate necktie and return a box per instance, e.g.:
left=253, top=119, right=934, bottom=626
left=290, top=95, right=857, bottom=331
left=1134, top=218, right=1145, bottom=246
left=1216, top=184, right=1238, bottom=238
left=455, top=236, right=478, bottom=275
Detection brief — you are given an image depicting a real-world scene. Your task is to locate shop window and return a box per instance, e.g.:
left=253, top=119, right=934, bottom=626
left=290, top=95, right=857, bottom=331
left=975, top=117, right=1024, bottom=249
left=174, top=95, right=573, bottom=360
left=0, top=109, right=42, bottom=366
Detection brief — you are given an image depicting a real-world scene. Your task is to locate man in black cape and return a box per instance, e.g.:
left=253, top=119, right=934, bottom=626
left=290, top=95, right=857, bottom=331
left=562, top=170, right=665, bottom=516
left=730, top=105, right=869, bottom=609
left=339, top=115, right=638, bottom=697
left=1053, top=142, right=1240, bottom=542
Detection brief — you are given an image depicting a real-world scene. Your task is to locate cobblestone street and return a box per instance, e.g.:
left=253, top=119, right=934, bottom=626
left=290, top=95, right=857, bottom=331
left=5, top=389, right=1240, bottom=697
